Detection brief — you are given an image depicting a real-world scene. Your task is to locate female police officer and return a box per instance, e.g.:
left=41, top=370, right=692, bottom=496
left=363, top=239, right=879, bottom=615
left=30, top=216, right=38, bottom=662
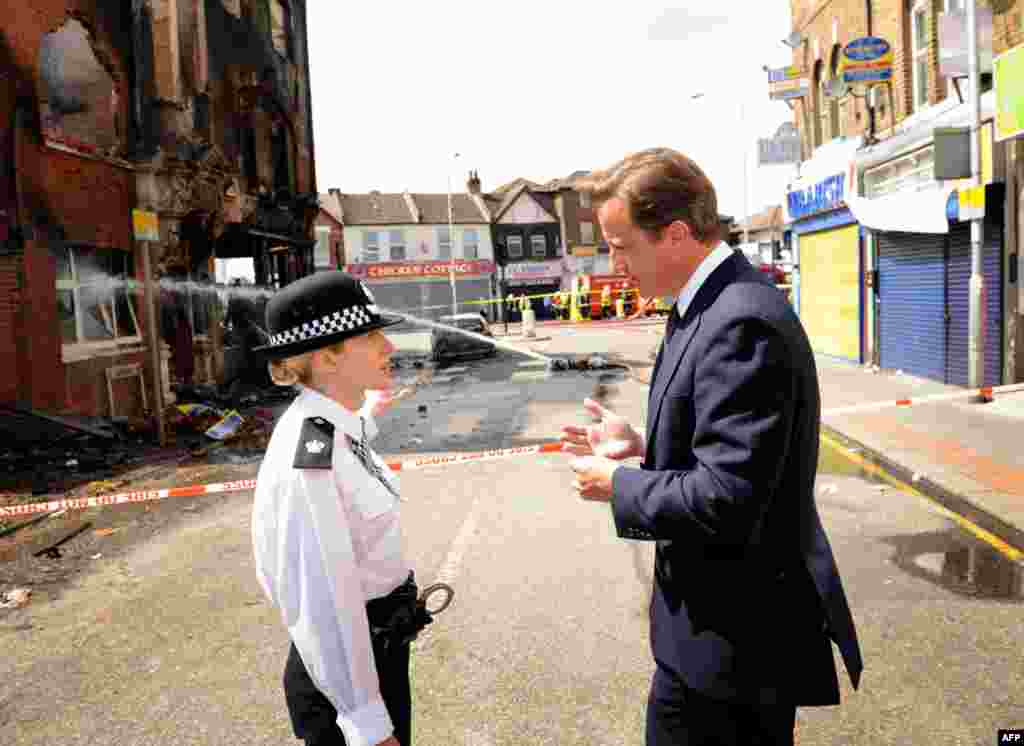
left=252, top=271, right=431, bottom=746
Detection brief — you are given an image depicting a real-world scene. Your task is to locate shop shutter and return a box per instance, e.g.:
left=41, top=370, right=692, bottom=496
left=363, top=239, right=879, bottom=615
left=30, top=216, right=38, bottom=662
left=798, top=225, right=861, bottom=361
left=945, top=221, right=1003, bottom=387
left=877, top=232, right=946, bottom=382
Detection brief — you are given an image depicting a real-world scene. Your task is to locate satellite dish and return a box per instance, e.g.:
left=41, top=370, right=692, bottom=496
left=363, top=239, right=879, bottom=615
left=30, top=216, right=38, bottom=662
left=782, top=31, right=804, bottom=49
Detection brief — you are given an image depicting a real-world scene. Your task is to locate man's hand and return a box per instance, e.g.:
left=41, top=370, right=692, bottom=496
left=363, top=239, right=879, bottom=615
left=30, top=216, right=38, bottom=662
left=569, top=455, right=619, bottom=502
left=560, top=398, right=644, bottom=460
left=375, top=737, right=400, bottom=746
left=365, top=387, right=415, bottom=418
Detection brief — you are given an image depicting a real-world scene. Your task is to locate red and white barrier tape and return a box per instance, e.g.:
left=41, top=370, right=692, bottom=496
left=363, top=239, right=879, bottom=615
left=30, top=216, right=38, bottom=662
left=0, top=444, right=567, bottom=519
left=4, top=384, right=1023, bottom=520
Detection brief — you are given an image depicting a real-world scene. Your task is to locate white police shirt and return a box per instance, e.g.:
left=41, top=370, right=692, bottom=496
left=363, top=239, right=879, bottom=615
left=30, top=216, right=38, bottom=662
left=252, top=386, right=406, bottom=746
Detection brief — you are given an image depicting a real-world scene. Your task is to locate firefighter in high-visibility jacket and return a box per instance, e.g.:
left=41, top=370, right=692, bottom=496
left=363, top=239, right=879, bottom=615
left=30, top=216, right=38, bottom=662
left=601, top=284, right=612, bottom=319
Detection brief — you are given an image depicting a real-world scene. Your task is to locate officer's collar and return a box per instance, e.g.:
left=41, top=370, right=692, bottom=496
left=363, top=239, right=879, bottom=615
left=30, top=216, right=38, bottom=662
left=295, top=385, right=365, bottom=439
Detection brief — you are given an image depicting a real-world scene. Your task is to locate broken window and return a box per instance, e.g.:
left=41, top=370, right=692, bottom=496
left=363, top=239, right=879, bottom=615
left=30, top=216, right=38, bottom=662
left=57, top=247, right=139, bottom=345
left=38, top=18, right=119, bottom=153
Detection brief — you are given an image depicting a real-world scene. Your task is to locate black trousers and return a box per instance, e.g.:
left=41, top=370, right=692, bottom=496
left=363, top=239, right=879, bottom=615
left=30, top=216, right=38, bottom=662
left=283, top=637, right=412, bottom=746
left=646, top=665, right=796, bottom=746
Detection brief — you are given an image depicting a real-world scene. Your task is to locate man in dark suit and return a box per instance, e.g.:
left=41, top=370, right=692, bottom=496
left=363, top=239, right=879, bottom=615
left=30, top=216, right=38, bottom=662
left=561, top=148, right=862, bottom=745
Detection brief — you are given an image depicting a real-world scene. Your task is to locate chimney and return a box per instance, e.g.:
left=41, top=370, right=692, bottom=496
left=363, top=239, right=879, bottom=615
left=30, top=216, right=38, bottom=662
left=466, top=170, right=481, bottom=195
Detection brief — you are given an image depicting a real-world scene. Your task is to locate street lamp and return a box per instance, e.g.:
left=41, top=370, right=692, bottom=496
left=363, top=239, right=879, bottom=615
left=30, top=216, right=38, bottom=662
left=447, top=152, right=461, bottom=316
left=689, top=92, right=750, bottom=247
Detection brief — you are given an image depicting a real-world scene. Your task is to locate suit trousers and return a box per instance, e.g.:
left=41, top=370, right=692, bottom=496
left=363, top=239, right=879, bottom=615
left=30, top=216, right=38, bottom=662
left=283, top=638, right=412, bottom=746
left=646, top=664, right=796, bottom=746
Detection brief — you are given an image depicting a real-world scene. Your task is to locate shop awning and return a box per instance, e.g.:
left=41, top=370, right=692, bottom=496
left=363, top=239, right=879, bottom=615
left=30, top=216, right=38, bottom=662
left=846, top=184, right=958, bottom=234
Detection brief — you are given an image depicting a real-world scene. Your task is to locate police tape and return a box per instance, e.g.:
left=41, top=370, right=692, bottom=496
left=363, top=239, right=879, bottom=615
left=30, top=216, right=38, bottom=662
left=0, top=480, right=259, bottom=519
left=6, top=384, right=1024, bottom=519
left=0, top=445, right=568, bottom=518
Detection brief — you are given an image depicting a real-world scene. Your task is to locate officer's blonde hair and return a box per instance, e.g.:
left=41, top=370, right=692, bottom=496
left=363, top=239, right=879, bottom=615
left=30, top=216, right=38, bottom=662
left=268, top=341, right=346, bottom=386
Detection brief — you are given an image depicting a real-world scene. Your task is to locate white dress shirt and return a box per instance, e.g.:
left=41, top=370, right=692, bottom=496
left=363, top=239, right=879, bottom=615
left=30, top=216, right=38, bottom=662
left=673, top=242, right=735, bottom=321
left=252, top=386, right=406, bottom=746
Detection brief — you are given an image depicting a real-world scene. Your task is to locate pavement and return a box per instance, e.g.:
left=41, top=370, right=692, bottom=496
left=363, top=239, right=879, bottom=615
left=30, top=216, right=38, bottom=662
left=816, top=356, right=1024, bottom=556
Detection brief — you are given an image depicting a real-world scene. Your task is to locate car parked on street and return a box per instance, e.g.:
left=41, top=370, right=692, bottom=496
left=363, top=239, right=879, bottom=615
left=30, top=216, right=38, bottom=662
left=431, top=313, right=497, bottom=363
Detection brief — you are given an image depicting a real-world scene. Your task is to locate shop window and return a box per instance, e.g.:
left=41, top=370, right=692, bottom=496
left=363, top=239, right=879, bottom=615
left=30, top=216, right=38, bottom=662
left=389, top=230, right=406, bottom=261
left=506, top=234, right=523, bottom=259
left=363, top=231, right=380, bottom=263
left=437, top=227, right=452, bottom=259
left=57, top=246, right=139, bottom=346
left=463, top=228, right=479, bottom=259
left=829, top=45, right=843, bottom=138
left=530, top=233, right=547, bottom=258
left=38, top=18, right=119, bottom=154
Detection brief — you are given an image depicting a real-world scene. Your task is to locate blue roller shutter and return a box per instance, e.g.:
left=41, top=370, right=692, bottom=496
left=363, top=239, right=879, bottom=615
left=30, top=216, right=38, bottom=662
left=945, top=221, right=1003, bottom=387
left=877, top=232, right=946, bottom=382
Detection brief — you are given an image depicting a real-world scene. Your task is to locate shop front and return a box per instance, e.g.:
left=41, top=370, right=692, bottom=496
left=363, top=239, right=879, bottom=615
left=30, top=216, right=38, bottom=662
left=850, top=99, right=1005, bottom=385
left=502, top=260, right=565, bottom=320
left=344, top=259, right=496, bottom=325
left=787, top=137, right=865, bottom=364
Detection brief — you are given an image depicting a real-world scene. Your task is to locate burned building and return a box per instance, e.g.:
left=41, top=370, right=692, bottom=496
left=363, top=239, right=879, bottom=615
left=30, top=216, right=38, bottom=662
left=0, top=0, right=318, bottom=428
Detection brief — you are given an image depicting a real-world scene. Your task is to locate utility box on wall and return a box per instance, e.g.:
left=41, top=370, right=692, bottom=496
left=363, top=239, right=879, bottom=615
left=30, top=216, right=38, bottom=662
left=934, top=127, right=971, bottom=180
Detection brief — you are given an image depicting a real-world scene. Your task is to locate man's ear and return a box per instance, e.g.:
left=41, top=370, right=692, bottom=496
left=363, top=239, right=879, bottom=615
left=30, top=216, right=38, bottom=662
left=666, top=220, right=692, bottom=245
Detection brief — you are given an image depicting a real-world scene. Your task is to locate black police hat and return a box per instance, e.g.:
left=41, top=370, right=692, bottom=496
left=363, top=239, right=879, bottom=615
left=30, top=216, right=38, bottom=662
left=254, top=271, right=402, bottom=360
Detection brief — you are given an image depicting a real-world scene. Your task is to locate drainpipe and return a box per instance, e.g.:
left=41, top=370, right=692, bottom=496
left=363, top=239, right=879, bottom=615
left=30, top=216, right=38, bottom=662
left=865, top=0, right=877, bottom=143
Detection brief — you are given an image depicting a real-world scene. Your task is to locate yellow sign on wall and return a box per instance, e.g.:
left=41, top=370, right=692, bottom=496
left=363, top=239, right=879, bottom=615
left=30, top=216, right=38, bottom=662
left=132, top=209, right=160, bottom=241
left=994, top=43, right=1024, bottom=142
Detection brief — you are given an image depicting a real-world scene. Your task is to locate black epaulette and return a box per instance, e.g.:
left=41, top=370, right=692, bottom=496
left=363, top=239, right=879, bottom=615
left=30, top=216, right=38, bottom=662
left=293, top=417, right=334, bottom=469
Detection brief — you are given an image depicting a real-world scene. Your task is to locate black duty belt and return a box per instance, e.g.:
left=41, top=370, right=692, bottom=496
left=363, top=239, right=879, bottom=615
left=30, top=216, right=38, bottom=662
left=366, top=571, right=454, bottom=651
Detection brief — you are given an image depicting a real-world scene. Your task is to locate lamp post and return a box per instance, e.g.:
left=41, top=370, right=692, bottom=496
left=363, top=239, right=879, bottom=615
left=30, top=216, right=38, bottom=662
left=447, top=152, right=461, bottom=316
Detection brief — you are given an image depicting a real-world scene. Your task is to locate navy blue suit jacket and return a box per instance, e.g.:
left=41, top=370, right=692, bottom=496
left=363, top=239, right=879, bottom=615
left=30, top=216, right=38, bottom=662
left=612, top=251, right=863, bottom=706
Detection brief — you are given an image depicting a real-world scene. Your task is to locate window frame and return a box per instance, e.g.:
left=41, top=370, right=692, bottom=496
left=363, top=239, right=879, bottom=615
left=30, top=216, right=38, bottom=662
left=58, top=246, right=142, bottom=358
left=530, top=233, right=547, bottom=258
left=580, top=221, right=595, bottom=245
left=437, top=226, right=452, bottom=260
left=363, top=230, right=380, bottom=263
left=389, top=229, right=406, bottom=261
left=314, top=225, right=332, bottom=269
left=506, top=234, right=524, bottom=260
left=463, top=228, right=479, bottom=260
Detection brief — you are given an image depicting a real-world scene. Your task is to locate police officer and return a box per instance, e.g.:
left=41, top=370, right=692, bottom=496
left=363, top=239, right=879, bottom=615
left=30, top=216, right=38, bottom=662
left=252, top=271, right=436, bottom=746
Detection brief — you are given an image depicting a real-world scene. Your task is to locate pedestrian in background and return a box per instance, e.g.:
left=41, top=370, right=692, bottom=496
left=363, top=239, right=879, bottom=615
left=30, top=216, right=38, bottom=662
left=561, top=148, right=862, bottom=746
left=252, top=271, right=432, bottom=746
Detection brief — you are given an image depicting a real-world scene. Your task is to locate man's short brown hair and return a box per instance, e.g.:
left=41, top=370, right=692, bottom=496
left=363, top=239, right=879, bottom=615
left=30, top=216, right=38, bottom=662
left=578, top=148, right=720, bottom=244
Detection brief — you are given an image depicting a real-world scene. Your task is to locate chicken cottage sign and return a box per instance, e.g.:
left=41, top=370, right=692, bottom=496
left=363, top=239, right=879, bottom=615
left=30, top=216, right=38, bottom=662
left=345, top=260, right=495, bottom=279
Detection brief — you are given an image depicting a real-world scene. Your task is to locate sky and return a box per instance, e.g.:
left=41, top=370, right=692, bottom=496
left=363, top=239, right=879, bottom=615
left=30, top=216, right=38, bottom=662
left=306, top=0, right=800, bottom=221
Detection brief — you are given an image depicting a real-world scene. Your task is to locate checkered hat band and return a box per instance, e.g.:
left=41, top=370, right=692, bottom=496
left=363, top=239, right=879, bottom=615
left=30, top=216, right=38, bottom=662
left=269, top=305, right=377, bottom=346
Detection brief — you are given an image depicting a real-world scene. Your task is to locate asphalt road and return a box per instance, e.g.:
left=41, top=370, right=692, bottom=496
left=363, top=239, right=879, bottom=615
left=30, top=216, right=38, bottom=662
left=3, top=322, right=1021, bottom=745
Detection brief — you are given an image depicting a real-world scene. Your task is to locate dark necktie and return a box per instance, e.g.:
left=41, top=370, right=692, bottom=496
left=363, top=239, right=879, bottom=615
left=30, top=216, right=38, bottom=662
left=650, top=304, right=681, bottom=382
left=347, top=418, right=399, bottom=498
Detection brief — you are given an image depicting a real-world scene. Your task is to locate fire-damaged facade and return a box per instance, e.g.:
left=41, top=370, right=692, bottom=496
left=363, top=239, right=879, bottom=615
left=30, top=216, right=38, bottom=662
left=0, top=0, right=318, bottom=427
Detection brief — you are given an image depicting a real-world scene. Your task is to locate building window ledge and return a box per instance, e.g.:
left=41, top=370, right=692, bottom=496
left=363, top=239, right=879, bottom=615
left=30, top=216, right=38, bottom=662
left=62, top=338, right=144, bottom=364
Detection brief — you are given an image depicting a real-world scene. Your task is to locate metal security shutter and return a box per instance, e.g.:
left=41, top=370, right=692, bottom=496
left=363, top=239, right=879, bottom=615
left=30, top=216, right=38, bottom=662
left=365, top=280, right=424, bottom=331
left=945, top=221, right=1003, bottom=387
left=877, top=232, right=946, bottom=382
left=423, top=277, right=494, bottom=322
